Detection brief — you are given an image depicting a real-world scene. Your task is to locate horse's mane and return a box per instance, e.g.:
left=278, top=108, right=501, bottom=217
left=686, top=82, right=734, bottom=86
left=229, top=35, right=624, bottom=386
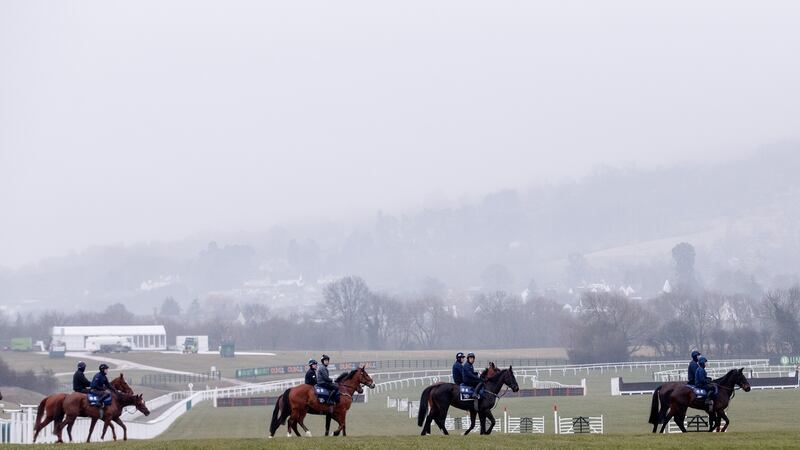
left=486, top=368, right=509, bottom=383
left=335, top=369, right=359, bottom=383
left=713, top=368, right=741, bottom=385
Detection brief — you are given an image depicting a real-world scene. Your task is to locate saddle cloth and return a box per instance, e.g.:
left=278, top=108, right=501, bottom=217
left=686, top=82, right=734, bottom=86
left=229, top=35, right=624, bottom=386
left=87, top=393, right=112, bottom=407
left=686, top=385, right=707, bottom=398
left=459, top=384, right=475, bottom=401
left=314, top=386, right=339, bottom=404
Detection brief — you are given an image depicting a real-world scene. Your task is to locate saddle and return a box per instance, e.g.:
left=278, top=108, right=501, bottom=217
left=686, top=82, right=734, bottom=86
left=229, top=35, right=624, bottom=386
left=314, top=386, right=339, bottom=404
left=686, top=384, right=707, bottom=398
left=459, top=384, right=476, bottom=401
left=87, top=392, right=112, bottom=408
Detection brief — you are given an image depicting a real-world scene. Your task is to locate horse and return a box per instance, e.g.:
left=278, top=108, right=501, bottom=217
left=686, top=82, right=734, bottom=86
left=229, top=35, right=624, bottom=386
left=649, top=368, right=751, bottom=433
left=269, top=365, right=375, bottom=437
left=417, top=362, right=499, bottom=436
left=32, top=374, right=133, bottom=443
left=418, top=365, right=519, bottom=436
left=57, top=387, right=150, bottom=442
left=271, top=379, right=364, bottom=437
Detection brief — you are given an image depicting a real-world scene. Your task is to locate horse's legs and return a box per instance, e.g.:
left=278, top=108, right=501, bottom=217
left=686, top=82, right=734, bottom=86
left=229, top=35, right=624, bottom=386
left=484, top=411, right=495, bottom=435
left=113, top=417, right=127, bottom=440
left=32, top=411, right=54, bottom=443
left=675, top=410, right=688, bottom=433
left=107, top=419, right=117, bottom=440
left=325, top=414, right=331, bottom=436
left=707, top=413, right=717, bottom=432
left=86, top=417, right=97, bottom=443
left=296, top=411, right=311, bottom=437
left=433, top=412, right=449, bottom=436
left=719, top=411, right=730, bottom=432
left=659, top=405, right=675, bottom=433
left=463, top=410, right=477, bottom=435
left=286, top=417, right=294, bottom=437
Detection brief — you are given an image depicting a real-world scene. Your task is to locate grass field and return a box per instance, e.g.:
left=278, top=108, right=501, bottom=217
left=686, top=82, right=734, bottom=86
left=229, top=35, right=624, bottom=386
left=5, top=431, right=800, bottom=449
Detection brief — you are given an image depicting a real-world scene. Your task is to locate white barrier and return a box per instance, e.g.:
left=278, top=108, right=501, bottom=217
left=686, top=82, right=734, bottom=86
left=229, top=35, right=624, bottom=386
left=556, top=414, right=603, bottom=434
left=503, top=410, right=545, bottom=434
left=654, top=366, right=796, bottom=382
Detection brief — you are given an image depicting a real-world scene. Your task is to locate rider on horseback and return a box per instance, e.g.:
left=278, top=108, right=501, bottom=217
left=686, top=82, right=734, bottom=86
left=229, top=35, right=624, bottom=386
left=305, top=359, right=318, bottom=385
left=688, top=350, right=701, bottom=385
left=452, top=352, right=465, bottom=384
left=90, top=364, right=117, bottom=410
left=73, top=361, right=91, bottom=393
left=461, top=352, right=482, bottom=400
left=316, top=354, right=339, bottom=404
left=694, top=356, right=717, bottom=411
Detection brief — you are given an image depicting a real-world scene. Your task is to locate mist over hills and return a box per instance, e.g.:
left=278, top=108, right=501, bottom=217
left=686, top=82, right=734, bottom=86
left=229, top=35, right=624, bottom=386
left=3, top=145, right=799, bottom=315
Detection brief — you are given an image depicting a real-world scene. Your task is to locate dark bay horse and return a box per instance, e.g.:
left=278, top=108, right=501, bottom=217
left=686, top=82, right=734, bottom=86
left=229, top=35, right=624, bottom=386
left=417, top=363, right=499, bottom=435
left=33, top=374, right=133, bottom=443
left=269, top=365, right=375, bottom=437
left=58, top=389, right=150, bottom=442
left=649, top=368, right=751, bottom=433
left=418, top=365, right=519, bottom=435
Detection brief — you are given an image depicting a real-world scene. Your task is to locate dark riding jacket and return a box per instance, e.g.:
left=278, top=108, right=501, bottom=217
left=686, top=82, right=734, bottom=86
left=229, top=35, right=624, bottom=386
left=452, top=361, right=463, bottom=384
left=694, top=366, right=712, bottom=388
left=461, top=361, right=481, bottom=387
left=73, top=369, right=91, bottom=393
left=688, top=360, right=699, bottom=385
left=90, top=371, right=112, bottom=391
left=305, top=368, right=317, bottom=385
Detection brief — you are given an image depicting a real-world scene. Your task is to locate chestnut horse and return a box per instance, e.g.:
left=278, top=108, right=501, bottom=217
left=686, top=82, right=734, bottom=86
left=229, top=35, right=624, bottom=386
left=33, top=374, right=133, bottom=443
left=58, top=388, right=150, bottom=442
left=272, top=379, right=364, bottom=437
left=418, top=365, right=519, bottom=436
left=649, top=368, right=751, bottom=433
left=269, top=365, right=375, bottom=437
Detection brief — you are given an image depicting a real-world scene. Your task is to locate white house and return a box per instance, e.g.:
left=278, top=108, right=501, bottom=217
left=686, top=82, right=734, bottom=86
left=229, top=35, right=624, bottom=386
left=51, top=325, right=167, bottom=351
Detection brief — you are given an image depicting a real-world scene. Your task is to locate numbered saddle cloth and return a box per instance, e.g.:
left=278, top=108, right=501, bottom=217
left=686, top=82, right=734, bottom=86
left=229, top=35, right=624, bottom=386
left=87, top=393, right=112, bottom=407
left=686, top=385, right=707, bottom=398
left=459, top=384, right=475, bottom=401
left=314, top=386, right=339, bottom=404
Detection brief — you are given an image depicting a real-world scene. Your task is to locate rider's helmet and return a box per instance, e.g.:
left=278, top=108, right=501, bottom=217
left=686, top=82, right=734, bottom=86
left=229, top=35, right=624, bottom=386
left=466, top=352, right=475, bottom=359
left=99, top=363, right=109, bottom=371
left=691, top=350, right=701, bottom=361
left=456, top=352, right=465, bottom=361
left=308, top=359, right=318, bottom=366
left=698, top=356, right=707, bottom=367
left=321, top=354, right=330, bottom=363
left=77, top=361, right=86, bottom=370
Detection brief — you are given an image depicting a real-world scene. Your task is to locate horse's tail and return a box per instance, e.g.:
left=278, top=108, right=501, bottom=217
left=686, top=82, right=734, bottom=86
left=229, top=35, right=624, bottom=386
left=418, top=385, right=434, bottom=427
left=269, top=389, right=289, bottom=436
left=279, top=388, right=291, bottom=425
left=34, top=397, right=47, bottom=430
left=648, top=386, right=662, bottom=425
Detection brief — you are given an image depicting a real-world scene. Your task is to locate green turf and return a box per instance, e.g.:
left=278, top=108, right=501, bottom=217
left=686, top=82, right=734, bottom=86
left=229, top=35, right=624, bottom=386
left=4, top=431, right=800, bottom=449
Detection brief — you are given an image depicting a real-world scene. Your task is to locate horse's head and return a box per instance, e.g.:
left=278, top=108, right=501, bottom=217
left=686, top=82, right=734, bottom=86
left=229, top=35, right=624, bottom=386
left=501, top=366, right=520, bottom=392
left=357, top=365, right=375, bottom=389
left=134, top=394, right=150, bottom=416
left=481, top=362, right=499, bottom=379
left=111, top=374, right=134, bottom=394
left=736, top=367, right=751, bottom=392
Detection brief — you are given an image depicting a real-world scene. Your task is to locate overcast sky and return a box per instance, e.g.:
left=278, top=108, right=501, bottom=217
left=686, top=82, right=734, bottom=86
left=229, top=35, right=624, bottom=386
left=1, top=0, right=799, bottom=268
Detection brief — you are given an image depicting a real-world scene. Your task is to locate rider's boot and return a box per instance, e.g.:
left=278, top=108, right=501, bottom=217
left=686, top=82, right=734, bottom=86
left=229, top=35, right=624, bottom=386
left=705, top=398, right=714, bottom=412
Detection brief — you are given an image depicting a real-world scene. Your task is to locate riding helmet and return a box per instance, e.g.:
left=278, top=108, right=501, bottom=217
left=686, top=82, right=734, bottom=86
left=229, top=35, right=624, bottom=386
left=691, top=350, right=701, bottom=360
left=698, top=356, right=707, bottom=366
left=467, top=352, right=475, bottom=358
left=99, top=363, right=109, bottom=371
left=308, top=359, right=318, bottom=366
left=77, top=361, right=86, bottom=370
left=456, top=352, right=465, bottom=360
left=321, top=354, right=330, bottom=362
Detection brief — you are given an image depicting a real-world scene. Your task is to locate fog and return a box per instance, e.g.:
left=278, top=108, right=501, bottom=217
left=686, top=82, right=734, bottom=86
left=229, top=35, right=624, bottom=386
left=3, top=1, right=799, bottom=267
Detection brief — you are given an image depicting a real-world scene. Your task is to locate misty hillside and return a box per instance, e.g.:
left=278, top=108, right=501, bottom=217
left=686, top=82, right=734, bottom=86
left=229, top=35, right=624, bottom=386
left=2, top=145, right=800, bottom=314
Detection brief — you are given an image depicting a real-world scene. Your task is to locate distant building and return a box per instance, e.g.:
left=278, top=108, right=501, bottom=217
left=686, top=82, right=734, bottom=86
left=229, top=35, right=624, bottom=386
left=51, top=325, right=167, bottom=351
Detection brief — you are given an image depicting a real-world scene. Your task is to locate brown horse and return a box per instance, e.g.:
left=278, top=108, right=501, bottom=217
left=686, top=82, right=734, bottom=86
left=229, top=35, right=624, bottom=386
left=649, top=368, right=751, bottom=433
left=33, top=374, right=133, bottom=443
left=269, top=365, right=375, bottom=437
left=58, top=386, right=149, bottom=442
left=418, top=365, right=519, bottom=436
left=272, top=379, right=364, bottom=437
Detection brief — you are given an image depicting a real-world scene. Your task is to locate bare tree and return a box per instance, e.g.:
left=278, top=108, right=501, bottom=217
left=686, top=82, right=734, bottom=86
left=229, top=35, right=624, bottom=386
left=322, top=276, right=371, bottom=344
